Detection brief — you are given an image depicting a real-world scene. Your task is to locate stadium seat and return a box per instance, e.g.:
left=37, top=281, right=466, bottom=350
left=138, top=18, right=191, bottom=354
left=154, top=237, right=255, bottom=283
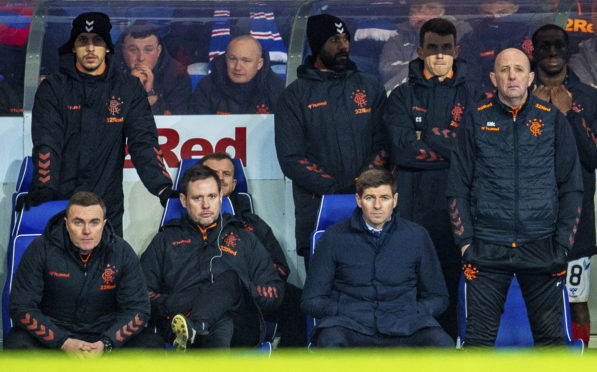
left=457, top=274, right=584, bottom=352
left=313, top=194, right=356, bottom=231
left=160, top=196, right=235, bottom=227
left=9, top=156, right=33, bottom=237
left=174, top=157, right=249, bottom=193
left=2, top=234, right=41, bottom=340
left=12, top=200, right=68, bottom=236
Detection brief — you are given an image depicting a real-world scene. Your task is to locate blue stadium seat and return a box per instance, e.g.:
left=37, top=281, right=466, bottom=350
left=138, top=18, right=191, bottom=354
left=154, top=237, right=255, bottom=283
left=160, top=196, right=235, bottom=227
left=457, top=274, right=584, bottom=352
left=313, top=194, right=356, bottom=231
left=174, top=157, right=249, bottom=193
left=2, top=234, right=41, bottom=340
left=9, top=156, right=34, bottom=237
left=13, top=200, right=68, bottom=236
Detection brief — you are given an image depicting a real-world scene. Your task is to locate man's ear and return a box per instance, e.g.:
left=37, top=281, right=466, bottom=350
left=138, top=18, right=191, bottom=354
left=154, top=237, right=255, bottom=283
left=179, top=192, right=187, bottom=209
left=416, top=46, right=424, bottom=60
left=490, top=72, right=497, bottom=88
left=257, top=57, right=264, bottom=71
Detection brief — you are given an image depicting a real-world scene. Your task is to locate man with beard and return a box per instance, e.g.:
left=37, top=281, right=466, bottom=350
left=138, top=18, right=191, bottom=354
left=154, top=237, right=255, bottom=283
left=19, top=12, right=177, bottom=235
left=275, top=14, right=388, bottom=270
left=532, top=24, right=597, bottom=346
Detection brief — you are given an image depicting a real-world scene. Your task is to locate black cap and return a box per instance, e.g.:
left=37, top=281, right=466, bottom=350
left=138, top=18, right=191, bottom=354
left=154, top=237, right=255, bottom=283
left=307, top=14, right=351, bottom=58
left=60, top=12, right=114, bottom=54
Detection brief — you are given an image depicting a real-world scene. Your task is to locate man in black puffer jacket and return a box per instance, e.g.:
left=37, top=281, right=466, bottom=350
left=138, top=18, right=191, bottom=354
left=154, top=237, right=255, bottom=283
left=189, top=35, right=284, bottom=114
left=6, top=192, right=158, bottom=354
left=114, top=20, right=192, bottom=115
left=141, top=165, right=284, bottom=350
left=531, top=24, right=597, bottom=346
left=384, top=18, right=478, bottom=341
left=275, top=14, right=388, bottom=270
left=447, top=48, right=583, bottom=347
left=22, top=12, right=176, bottom=235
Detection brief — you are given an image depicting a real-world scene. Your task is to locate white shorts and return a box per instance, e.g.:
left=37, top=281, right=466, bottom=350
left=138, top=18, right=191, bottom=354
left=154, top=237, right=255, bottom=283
left=566, top=257, right=591, bottom=303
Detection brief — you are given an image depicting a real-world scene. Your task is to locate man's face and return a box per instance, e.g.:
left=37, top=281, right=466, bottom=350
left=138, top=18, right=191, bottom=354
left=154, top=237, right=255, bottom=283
left=225, top=39, right=264, bottom=84
left=64, top=204, right=106, bottom=254
left=72, top=32, right=109, bottom=75
left=318, top=33, right=350, bottom=72
left=533, top=29, right=569, bottom=76
left=417, top=32, right=459, bottom=80
left=480, top=1, right=519, bottom=19
left=355, top=185, right=398, bottom=230
left=490, top=48, right=534, bottom=106
left=409, top=2, right=445, bottom=30
left=202, top=158, right=237, bottom=197
left=122, top=34, right=162, bottom=71
left=180, top=177, right=222, bottom=226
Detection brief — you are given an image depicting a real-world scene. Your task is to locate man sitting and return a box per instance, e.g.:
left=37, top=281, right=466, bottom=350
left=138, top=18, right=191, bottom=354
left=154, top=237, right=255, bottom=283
left=6, top=192, right=159, bottom=354
left=199, top=152, right=306, bottom=346
left=301, top=168, right=453, bottom=347
left=140, top=165, right=284, bottom=350
left=189, top=35, right=284, bottom=114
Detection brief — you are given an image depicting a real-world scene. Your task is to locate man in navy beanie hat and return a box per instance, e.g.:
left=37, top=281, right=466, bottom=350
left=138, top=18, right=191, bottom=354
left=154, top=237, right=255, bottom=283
left=20, top=11, right=178, bottom=236
left=275, top=14, right=388, bottom=270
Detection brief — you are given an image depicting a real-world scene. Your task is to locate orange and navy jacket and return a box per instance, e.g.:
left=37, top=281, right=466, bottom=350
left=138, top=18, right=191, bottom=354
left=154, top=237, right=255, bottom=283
left=140, top=213, right=284, bottom=328
left=446, top=94, right=583, bottom=256
left=533, top=69, right=597, bottom=259
left=9, top=211, right=150, bottom=349
left=30, top=51, right=172, bottom=221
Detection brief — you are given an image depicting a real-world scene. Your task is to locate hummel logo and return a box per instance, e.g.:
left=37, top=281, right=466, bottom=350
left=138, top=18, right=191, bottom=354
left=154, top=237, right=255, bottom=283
left=556, top=281, right=562, bottom=287
left=486, top=121, right=495, bottom=127
left=85, top=20, right=94, bottom=32
left=416, top=117, right=422, bottom=123
left=335, top=22, right=344, bottom=34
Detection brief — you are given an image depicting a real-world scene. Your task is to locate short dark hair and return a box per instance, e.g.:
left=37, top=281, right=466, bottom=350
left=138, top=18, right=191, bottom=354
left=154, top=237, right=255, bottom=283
left=198, top=152, right=235, bottom=172
left=121, top=20, right=161, bottom=43
left=532, top=24, right=569, bottom=48
left=356, top=169, right=397, bottom=197
left=180, top=164, right=221, bottom=195
left=419, top=18, right=457, bottom=46
left=66, top=191, right=107, bottom=218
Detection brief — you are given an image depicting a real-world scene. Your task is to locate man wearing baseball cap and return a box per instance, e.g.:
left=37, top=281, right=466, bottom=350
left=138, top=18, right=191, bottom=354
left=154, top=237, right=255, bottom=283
left=21, top=12, right=178, bottom=235
left=275, top=14, right=388, bottom=271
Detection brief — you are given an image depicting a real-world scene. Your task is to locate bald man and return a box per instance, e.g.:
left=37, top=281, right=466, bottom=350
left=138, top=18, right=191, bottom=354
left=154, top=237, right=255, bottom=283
left=447, top=48, right=583, bottom=346
left=189, top=35, right=284, bottom=114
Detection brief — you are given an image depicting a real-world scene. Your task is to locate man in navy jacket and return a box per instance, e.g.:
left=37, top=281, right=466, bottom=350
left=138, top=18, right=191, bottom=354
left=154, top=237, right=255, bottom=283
left=301, top=168, right=452, bottom=347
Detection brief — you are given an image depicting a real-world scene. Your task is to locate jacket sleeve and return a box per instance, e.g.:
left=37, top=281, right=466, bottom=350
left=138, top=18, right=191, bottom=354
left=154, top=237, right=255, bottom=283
left=274, top=88, right=340, bottom=195
left=152, top=71, right=192, bottom=115
left=300, top=232, right=338, bottom=319
left=384, top=85, right=449, bottom=170
left=446, top=110, right=476, bottom=248
left=245, top=233, right=285, bottom=311
left=243, top=213, right=290, bottom=281
left=188, top=78, right=215, bottom=114
left=416, top=230, right=449, bottom=317
left=360, top=81, right=390, bottom=172
left=103, top=243, right=151, bottom=348
left=124, top=79, right=173, bottom=196
left=9, top=239, right=72, bottom=349
left=566, top=103, right=597, bottom=170
left=554, top=112, right=584, bottom=252
left=140, top=233, right=171, bottom=320
left=30, top=79, right=65, bottom=194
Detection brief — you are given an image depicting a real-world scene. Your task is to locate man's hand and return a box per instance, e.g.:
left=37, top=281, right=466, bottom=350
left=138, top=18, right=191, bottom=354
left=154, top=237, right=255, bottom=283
left=461, top=244, right=470, bottom=256
left=61, top=338, right=104, bottom=358
left=532, top=85, right=551, bottom=102
left=550, top=85, right=572, bottom=115
left=132, top=64, right=155, bottom=93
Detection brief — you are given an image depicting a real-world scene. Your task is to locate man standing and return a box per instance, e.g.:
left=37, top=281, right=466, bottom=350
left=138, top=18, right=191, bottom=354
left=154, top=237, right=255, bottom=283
left=301, top=168, right=453, bottom=348
left=384, top=18, right=475, bottom=340
left=447, top=48, right=583, bottom=346
left=141, top=165, right=283, bottom=350
left=189, top=35, right=284, bottom=114
left=275, top=14, right=388, bottom=269
left=6, top=192, right=158, bottom=354
left=532, top=24, right=597, bottom=346
left=22, top=12, right=176, bottom=235
left=116, top=21, right=191, bottom=115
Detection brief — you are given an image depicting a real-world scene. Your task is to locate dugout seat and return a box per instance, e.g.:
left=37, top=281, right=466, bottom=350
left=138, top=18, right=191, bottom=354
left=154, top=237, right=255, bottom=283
left=9, top=156, right=33, bottom=236
left=457, top=274, right=584, bottom=352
